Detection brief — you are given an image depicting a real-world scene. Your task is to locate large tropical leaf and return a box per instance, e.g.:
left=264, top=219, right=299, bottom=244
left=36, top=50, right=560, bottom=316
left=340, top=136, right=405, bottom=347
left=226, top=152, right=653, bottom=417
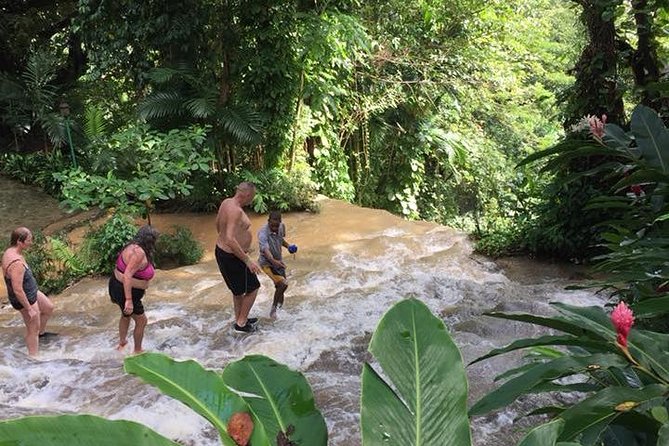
left=557, top=385, right=667, bottom=442
left=553, top=303, right=669, bottom=381
left=0, top=414, right=179, bottom=445
left=469, top=353, right=628, bottom=416
left=631, top=104, right=669, bottom=174
left=517, top=418, right=564, bottom=446
left=603, top=123, right=633, bottom=153
left=632, top=296, right=669, bottom=318
left=124, top=353, right=267, bottom=446
left=221, top=354, right=327, bottom=446
left=480, top=311, right=595, bottom=337
left=360, top=298, right=471, bottom=446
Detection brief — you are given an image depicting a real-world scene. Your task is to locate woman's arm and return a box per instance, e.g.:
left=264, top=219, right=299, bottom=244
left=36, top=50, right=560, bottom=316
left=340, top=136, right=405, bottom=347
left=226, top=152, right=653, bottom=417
left=120, top=245, right=147, bottom=314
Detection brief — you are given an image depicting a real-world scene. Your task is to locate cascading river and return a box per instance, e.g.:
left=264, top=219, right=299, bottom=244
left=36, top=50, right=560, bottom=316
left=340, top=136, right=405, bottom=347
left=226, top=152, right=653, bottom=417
left=0, top=190, right=602, bottom=445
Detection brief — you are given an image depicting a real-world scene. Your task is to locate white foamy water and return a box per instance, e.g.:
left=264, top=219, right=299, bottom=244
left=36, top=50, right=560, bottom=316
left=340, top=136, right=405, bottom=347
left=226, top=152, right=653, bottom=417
left=0, top=197, right=605, bottom=445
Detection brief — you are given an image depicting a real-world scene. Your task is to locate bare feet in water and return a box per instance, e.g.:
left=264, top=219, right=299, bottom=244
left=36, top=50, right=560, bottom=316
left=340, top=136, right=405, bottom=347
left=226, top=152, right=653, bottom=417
left=269, top=305, right=282, bottom=320
left=116, top=340, right=128, bottom=351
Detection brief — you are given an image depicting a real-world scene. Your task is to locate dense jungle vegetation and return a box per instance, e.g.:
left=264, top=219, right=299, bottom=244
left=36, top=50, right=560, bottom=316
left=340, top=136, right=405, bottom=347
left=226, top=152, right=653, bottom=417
left=0, top=0, right=668, bottom=288
left=0, top=0, right=582, bottom=237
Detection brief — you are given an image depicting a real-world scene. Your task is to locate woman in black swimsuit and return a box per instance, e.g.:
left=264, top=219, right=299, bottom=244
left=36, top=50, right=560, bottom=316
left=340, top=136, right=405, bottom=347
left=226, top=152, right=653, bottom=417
left=1, top=227, right=55, bottom=357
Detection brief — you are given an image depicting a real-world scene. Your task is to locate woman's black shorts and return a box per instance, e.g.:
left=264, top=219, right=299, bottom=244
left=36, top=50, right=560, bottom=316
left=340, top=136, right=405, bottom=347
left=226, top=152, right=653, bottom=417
left=109, top=275, right=146, bottom=315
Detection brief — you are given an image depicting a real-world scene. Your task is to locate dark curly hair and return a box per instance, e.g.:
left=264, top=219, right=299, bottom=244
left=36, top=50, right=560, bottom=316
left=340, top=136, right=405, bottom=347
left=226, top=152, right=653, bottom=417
left=131, top=225, right=159, bottom=261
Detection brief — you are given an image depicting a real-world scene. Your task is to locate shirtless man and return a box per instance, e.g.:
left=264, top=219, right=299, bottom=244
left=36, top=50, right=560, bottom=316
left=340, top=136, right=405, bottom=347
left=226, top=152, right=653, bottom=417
left=215, top=182, right=262, bottom=333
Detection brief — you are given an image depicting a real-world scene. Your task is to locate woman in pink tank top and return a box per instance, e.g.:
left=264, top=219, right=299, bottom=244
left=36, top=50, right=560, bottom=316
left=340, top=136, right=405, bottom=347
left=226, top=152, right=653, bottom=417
left=108, top=225, right=158, bottom=353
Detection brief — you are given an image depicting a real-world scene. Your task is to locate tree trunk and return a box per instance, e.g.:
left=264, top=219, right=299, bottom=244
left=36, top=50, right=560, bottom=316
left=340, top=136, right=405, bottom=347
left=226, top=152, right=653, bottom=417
left=567, top=0, right=625, bottom=127
left=630, top=0, right=669, bottom=113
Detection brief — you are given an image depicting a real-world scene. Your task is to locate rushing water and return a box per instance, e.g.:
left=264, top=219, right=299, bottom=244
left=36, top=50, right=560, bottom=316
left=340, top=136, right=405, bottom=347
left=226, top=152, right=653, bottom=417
left=0, top=182, right=602, bottom=445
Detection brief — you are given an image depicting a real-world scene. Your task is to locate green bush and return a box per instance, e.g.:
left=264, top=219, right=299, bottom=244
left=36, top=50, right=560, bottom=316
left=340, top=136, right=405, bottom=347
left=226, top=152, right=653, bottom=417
left=23, top=231, right=89, bottom=294
left=223, top=167, right=318, bottom=213
left=154, top=225, right=203, bottom=269
left=0, top=151, right=70, bottom=197
left=81, top=212, right=138, bottom=274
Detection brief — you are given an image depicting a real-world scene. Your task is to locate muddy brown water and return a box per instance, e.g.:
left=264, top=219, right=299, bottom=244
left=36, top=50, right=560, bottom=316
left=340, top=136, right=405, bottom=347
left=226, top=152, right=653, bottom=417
left=0, top=177, right=601, bottom=445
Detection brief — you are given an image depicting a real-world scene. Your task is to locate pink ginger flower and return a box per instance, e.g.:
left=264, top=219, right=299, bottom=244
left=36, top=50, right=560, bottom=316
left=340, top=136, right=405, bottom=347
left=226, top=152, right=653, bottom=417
left=588, top=114, right=607, bottom=141
left=611, top=301, right=634, bottom=347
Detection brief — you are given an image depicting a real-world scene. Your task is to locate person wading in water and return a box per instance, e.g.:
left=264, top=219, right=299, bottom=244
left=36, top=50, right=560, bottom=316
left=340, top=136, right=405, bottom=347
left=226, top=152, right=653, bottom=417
left=215, top=182, right=262, bottom=333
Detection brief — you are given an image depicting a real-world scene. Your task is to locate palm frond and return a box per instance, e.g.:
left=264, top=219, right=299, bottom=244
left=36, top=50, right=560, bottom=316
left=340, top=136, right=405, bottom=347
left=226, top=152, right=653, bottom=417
left=219, top=105, right=264, bottom=145
left=146, top=67, right=186, bottom=84
left=40, top=113, right=66, bottom=147
left=138, top=92, right=186, bottom=120
left=184, top=95, right=217, bottom=119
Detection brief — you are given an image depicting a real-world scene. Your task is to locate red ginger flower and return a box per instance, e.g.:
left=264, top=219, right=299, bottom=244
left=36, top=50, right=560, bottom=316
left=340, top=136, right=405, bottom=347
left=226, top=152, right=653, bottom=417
left=611, top=301, right=634, bottom=347
left=588, top=114, right=607, bottom=141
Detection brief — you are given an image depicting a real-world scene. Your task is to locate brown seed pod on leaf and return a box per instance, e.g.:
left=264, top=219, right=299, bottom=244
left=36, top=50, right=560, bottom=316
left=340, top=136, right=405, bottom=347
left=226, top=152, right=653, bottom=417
left=227, top=412, right=253, bottom=446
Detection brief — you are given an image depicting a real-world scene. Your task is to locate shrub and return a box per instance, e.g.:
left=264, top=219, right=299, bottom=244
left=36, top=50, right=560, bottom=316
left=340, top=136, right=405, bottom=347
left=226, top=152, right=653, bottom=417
left=154, top=225, right=203, bottom=269
left=80, top=212, right=138, bottom=274
left=0, top=151, right=70, bottom=197
left=227, top=167, right=320, bottom=213
left=24, top=231, right=84, bottom=294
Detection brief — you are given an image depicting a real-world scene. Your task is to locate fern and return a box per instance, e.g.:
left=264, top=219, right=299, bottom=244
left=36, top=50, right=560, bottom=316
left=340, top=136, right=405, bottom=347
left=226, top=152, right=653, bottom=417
left=84, top=105, right=108, bottom=140
left=48, top=238, right=89, bottom=275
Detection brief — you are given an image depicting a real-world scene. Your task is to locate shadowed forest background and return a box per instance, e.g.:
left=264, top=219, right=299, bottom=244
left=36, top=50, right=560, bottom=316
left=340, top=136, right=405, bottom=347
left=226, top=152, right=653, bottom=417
left=1, top=0, right=668, bottom=307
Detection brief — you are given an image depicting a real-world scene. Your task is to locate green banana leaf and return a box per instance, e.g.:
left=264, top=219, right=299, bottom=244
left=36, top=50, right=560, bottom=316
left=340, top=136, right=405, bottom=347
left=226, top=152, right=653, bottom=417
left=558, top=385, right=667, bottom=442
left=0, top=414, right=179, bottom=445
left=221, top=354, right=327, bottom=446
left=360, top=298, right=471, bottom=446
left=517, top=418, right=564, bottom=446
left=603, top=122, right=633, bottom=153
left=124, top=353, right=268, bottom=446
left=631, top=104, right=669, bottom=174
left=469, top=353, right=628, bottom=416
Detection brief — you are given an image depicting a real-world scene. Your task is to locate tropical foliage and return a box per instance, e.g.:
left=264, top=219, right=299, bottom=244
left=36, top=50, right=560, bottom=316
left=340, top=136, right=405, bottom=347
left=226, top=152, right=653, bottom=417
left=52, top=124, right=213, bottom=218
left=471, top=301, right=669, bottom=446
left=518, top=105, right=669, bottom=319
left=154, top=225, right=204, bottom=268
